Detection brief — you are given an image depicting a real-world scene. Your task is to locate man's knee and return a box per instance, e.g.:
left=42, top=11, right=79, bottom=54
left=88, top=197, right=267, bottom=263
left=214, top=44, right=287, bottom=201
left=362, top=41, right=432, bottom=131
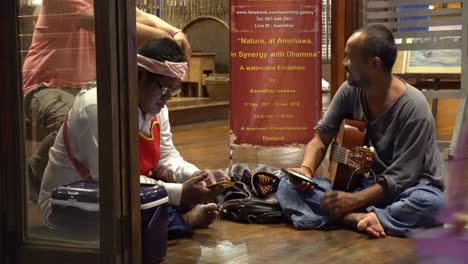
left=407, top=187, right=445, bottom=213
left=30, top=89, right=76, bottom=132
left=391, top=186, right=445, bottom=227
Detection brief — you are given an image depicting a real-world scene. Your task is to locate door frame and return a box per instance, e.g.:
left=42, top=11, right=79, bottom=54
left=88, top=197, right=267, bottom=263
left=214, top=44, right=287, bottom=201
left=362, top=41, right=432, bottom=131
left=0, top=0, right=141, bottom=262
left=331, top=0, right=361, bottom=96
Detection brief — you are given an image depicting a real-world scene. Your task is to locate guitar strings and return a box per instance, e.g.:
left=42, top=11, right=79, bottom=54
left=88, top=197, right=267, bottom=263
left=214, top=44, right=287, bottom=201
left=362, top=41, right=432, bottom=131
left=331, top=151, right=350, bottom=165
left=331, top=144, right=370, bottom=168
left=330, top=145, right=348, bottom=163
left=331, top=152, right=347, bottom=162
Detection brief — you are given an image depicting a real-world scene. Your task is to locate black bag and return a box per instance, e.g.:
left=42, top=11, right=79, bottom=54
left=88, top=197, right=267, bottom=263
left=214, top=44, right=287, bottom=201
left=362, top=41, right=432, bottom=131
left=218, top=163, right=285, bottom=224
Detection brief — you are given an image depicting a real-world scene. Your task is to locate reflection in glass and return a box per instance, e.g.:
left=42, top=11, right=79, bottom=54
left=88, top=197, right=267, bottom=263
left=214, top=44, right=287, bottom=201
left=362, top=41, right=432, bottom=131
left=19, top=0, right=99, bottom=246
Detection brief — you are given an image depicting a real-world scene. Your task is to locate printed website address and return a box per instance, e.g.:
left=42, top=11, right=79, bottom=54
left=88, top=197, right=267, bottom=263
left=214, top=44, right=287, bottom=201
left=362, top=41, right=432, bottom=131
left=235, top=10, right=314, bottom=15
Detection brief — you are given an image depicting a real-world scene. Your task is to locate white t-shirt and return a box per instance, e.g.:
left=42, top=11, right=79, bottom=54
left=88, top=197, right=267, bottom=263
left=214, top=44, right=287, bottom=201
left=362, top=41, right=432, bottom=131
left=38, top=86, right=198, bottom=222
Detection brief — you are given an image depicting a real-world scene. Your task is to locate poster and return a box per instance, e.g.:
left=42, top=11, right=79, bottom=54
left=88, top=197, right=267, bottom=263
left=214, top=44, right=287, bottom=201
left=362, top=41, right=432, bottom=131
left=230, top=0, right=322, bottom=146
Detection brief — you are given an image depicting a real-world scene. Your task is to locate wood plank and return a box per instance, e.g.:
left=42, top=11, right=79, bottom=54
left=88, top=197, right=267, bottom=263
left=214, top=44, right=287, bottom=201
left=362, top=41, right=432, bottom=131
left=167, top=98, right=229, bottom=126
left=163, top=221, right=416, bottom=263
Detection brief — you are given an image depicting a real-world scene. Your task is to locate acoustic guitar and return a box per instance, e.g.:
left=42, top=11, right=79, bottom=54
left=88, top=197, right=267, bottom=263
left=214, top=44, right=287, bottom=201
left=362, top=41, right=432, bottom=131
left=327, top=119, right=374, bottom=191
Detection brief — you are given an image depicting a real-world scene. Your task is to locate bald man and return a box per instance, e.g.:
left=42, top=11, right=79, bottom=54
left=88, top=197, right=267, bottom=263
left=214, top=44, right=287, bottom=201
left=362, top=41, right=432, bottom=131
left=277, top=24, right=445, bottom=238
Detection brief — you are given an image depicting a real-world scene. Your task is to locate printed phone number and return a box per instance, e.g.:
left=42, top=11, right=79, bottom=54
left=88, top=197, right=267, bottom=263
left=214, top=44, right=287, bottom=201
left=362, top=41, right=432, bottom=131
left=243, top=102, right=301, bottom=107
left=256, top=16, right=294, bottom=22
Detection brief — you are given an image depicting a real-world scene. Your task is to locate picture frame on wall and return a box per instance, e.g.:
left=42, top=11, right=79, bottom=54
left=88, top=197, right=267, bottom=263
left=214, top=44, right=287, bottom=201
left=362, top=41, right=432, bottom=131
left=405, top=26, right=461, bottom=74
left=392, top=50, right=407, bottom=74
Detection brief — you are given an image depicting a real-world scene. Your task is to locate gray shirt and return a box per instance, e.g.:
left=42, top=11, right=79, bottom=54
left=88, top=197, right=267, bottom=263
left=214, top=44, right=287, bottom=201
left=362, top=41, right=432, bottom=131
left=316, top=80, right=445, bottom=200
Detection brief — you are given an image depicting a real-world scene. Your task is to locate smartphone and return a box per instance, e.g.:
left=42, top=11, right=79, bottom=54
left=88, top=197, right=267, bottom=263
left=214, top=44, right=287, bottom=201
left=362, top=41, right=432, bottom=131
left=281, top=168, right=325, bottom=192
left=206, top=180, right=235, bottom=189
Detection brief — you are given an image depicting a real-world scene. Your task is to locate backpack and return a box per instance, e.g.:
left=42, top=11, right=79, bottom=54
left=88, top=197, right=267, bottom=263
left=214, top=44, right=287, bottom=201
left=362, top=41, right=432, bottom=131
left=217, top=163, right=285, bottom=224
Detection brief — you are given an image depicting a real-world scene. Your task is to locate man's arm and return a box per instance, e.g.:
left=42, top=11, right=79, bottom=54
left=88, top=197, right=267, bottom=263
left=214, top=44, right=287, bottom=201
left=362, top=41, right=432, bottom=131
left=299, top=82, right=353, bottom=178
left=136, top=7, right=179, bottom=36
left=301, top=132, right=334, bottom=175
left=135, top=7, right=191, bottom=58
left=140, top=173, right=224, bottom=206
left=78, top=7, right=174, bottom=34
left=136, top=22, right=172, bottom=48
left=321, top=183, right=385, bottom=216
left=291, top=84, right=353, bottom=191
left=153, top=107, right=199, bottom=183
left=290, top=132, right=334, bottom=192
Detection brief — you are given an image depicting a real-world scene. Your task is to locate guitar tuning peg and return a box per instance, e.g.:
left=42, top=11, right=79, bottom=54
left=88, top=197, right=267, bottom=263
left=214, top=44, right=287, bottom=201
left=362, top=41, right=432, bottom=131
left=370, top=147, right=375, bottom=153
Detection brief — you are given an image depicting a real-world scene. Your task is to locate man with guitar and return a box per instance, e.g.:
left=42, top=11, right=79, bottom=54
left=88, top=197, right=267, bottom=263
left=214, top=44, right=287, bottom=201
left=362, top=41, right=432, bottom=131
left=277, top=25, right=445, bottom=238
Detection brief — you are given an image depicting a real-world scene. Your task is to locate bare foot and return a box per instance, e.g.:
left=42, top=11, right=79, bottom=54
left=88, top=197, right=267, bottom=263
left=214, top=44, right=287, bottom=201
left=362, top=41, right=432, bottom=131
left=343, top=212, right=386, bottom=238
left=182, top=203, right=219, bottom=229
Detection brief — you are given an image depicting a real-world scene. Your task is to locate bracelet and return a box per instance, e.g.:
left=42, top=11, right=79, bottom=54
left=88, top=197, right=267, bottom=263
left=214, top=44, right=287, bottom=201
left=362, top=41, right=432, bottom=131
left=300, top=165, right=313, bottom=175
left=172, top=29, right=183, bottom=37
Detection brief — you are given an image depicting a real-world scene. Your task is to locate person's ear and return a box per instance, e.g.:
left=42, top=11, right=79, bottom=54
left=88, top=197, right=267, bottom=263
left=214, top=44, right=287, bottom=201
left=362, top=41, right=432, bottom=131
left=370, top=56, right=382, bottom=69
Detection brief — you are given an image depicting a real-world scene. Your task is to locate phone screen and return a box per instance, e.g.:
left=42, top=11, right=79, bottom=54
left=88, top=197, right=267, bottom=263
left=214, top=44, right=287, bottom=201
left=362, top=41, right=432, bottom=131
left=281, top=168, right=325, bottom=192
left=206, top=180, right=235, bottom=189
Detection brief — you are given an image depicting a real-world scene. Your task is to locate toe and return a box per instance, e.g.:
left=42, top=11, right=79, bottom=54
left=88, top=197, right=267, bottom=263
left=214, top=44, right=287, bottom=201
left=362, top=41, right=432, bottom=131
left=204, top=203, right=218, bottom=211
left=356, top=219, right=367, bottom=231
left=366, top=227, right=380, bottom=238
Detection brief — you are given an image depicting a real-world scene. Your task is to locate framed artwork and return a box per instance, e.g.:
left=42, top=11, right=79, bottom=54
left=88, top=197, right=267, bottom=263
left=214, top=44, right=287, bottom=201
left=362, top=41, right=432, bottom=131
left=396, top=3, right=462, bottom=74
left=405, top=31, right=461, bottom=74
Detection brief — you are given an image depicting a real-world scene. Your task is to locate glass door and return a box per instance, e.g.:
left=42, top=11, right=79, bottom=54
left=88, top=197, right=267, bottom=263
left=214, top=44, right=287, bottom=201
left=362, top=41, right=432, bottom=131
left=0, top=0, right=141, bottom=262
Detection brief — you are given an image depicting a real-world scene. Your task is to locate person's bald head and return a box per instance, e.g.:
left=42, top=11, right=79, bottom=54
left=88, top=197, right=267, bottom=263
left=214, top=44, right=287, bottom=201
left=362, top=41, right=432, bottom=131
left=351, top=25, right=397, bottom=72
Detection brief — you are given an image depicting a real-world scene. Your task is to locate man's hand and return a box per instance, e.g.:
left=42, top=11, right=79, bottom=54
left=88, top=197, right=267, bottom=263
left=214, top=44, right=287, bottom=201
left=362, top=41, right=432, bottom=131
left=320, top=191, right=361, bottom=217
left=173, top=31, right=192, bottom=59
left=180, top=171, right=225, bottom=204
left=199, top=170, right=230, bottom=188
left=288, top=167, right=314, bottom=192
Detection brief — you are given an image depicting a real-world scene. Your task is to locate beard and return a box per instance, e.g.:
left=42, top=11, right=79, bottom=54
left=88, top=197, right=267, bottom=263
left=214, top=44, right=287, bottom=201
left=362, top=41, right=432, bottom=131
left=346, top=70, right=369, bottom=88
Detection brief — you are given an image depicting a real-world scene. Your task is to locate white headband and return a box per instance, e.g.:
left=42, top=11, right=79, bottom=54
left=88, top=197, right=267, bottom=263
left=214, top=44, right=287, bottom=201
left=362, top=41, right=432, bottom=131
left=137, top=54, right=188, bottom=80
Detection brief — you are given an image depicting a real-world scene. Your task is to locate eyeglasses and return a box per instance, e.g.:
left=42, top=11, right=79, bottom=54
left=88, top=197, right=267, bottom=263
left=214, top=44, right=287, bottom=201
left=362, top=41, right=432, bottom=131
left=154, top=77, right=181, bottom=96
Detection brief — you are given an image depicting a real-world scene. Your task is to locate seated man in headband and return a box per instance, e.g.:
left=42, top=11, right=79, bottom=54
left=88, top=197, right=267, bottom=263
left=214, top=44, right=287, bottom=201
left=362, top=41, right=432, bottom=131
left=38, top=37, right=228, bottom=236
left=24, top=2, right=191, bottom=202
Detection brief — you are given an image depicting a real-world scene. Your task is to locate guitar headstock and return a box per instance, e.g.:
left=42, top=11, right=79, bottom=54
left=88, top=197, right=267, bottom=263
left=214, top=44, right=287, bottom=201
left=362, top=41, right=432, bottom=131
left=346, top=146, right=374, bottom=169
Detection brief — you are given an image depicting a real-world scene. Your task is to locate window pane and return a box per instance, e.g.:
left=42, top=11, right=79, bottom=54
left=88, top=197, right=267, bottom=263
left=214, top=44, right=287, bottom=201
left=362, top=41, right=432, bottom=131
left=20, top=0, right=99, bottom=247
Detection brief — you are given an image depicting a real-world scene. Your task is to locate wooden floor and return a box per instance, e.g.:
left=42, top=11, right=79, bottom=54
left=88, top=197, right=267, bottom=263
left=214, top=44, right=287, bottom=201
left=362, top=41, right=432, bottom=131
left=165, top=96, right=461, bottom=263
left=164, top=119, right=419, bottom=264
left=165, top=221, right=416, bottom=264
